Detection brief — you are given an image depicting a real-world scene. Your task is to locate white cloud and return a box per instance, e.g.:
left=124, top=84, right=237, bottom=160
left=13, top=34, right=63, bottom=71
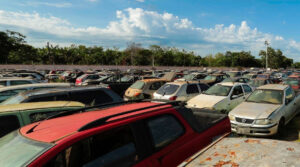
left=136, top=0, right=145, bottom=2
left=0, top=8, right=300, bottom=61
left=87, top=0, right=98, bottom=2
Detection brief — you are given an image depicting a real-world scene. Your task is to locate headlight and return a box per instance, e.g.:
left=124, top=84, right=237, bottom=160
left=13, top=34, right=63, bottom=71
left=228, top=115, right=235, bottom=121
left=255, top=119, right=274, bottom=125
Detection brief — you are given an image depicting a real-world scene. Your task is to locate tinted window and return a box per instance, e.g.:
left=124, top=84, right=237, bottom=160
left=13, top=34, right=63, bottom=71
left=45, top=126, right=137, bottom=167
left=10, top=80, right=32, bottom=86
left=156, top=84, right=179, bottom=95
left=70, top=90, right=113, bottom=106
left=232, top=86, right=243, bottom=96
left=94, top=90, right=113, bottom=105
left=147, top=115, right=184, bottom=149
left=242, top=85, right=252, bottom=94
left=27, top=96, right=54, bottom=103
left=0, top=89, right=27, bottom=102
left=186, top=84, right=199, bottom=94
left=0, top=115, right=20, bottom=137
left=0, top=81, right=6, bottom=86
left=198, top=83, right=209, bottom=91
left=149, top=82, right=163, bottom=90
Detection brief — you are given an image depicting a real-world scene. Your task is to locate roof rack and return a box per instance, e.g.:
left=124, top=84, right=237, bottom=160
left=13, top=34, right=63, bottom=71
left=78, top=100, right=182, bottom=132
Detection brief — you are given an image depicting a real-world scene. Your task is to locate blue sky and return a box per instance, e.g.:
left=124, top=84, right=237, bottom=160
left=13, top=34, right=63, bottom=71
left=0, top=0, right=300, bottom=61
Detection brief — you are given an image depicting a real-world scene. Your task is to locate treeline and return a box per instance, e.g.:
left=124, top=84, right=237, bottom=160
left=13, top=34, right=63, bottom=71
left=0, top=30, right=296, bottom=68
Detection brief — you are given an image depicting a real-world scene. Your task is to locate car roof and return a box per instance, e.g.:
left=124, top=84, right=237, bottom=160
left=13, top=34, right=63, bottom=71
left=257, top=84, right=288, bottom=90
left=20, top=102, right=172, bottom=143
left=0, top=101, right=84, bottom=113
left=142, top=79, right=167, bottom=83
left=217, top=82, right=244, bottom=86
left=19, top=86, right=106, bottom=97
left=171, top=81, right=201, bottom=85
left=0, top=83, right=71, bottom=92
left=0, top=78, right=34, bottom=81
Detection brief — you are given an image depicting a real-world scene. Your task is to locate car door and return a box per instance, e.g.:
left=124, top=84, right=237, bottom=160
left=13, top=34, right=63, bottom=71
left=228, top=85, right=245, bottom=111
left=43, top=125, right=143, bottom=167
left=283, top=87, right=297, bottom=122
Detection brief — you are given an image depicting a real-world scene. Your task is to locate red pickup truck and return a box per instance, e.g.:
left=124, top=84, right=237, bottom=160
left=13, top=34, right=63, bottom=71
left=0, top=101, right=230, bottom=167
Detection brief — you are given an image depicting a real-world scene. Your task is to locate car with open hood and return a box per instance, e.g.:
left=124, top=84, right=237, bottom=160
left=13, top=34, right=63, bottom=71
left=229, top=84, right=300, bottom=136
left=186, top=82, right=253, bottom=113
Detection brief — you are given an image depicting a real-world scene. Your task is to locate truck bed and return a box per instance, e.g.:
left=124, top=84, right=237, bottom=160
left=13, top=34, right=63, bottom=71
left=180, top=137, right=300, bottom=167
left=177, top=108, right=228, bottom=133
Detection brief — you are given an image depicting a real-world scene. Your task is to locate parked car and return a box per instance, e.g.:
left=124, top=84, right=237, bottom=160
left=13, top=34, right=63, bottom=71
left=243, top=73, right=257, bottom=79
left=75, top=74, right=102, bottom=86
left=0, top=78, right=38, bottom=86
left=124, top=79, right=167, bottom=100
left=187, top=82, right=253, bottom=113
left=12, top=73, right=47, bottom=82
left=1, top=86, right=123, bottom=106
left=200, top=74, right=229, bottom=86
left=226, top=71, right=242, bottom=78
left=229, top=84, right=300, bottom=136
left=179, top=136, right=300, bottom=167
left=153, top=81, right=209, bottom=101
left=0, top=101, right=84, bottom=138
left=248, top=78, right=273, bottom=90
left=177, top=73, right=207, bottom=82
left=0, top=83, right=71, bottom=103
left=0, top=101, right=230, bottom=166
left=283, top=75, right=300, bottom=92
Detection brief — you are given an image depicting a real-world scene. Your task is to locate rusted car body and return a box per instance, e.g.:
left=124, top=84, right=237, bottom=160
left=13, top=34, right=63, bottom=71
left=179, top=137, right=300, bottom=167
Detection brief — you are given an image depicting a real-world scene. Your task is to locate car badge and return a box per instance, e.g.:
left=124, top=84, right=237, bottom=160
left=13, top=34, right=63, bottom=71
left=242, top=118, right=247, bottom=123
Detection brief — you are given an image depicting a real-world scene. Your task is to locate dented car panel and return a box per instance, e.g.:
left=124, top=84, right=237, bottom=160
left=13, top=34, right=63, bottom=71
left=179, top=137, right=300, bottom=167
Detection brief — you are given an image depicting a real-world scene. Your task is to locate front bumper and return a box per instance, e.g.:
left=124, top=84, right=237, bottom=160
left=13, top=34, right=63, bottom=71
left=231, top=121, right=278, bottom=136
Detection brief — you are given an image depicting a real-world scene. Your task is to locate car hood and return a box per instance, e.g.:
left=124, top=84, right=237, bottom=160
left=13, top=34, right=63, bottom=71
left=230, top=102, right=281, bottom=119
left=187, top=94, right=226, bottom=108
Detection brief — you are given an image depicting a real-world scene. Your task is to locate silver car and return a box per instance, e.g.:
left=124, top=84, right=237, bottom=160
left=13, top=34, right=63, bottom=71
left=153, top=81, right=209, bottom=101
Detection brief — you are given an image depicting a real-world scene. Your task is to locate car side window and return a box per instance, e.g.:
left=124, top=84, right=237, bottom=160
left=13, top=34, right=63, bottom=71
left=285, top=87, right=295, bottom=103
left=44, top=126, right=138, bottom=167
left=146, top=115, right=184, bottom=149
left=232, top=86, right=243, bottom=96
left=27, top=96, right=55, bottom=102
left=0, top=115, right=20, bottom=138
left=198, top=83, right=209, bottom=92
left=0, top=81, right=6, bottom=86
left=242, top=85, right=252, bottom=94
left=149, top=82, right=162, bottom=90
left=186, top=84, right=199, bottom=94
left=10, top=80, right=32, bottom=86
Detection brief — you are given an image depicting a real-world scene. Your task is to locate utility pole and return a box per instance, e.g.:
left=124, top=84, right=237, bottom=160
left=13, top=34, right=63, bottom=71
left=264, top=40, right=269, bottom=70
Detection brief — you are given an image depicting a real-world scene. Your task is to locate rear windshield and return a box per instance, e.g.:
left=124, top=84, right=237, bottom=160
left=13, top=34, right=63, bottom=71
left=130, top=81, right=145, bottom=89
left=203, top=75, right=216, bottom=81
left=0, top=94, right=26, bottom=105
left=156, top=84, right=180, bottom=95
left=249, top=80, right=265, bottom=87
left=203, top=84, right=232, bottom=96
left=0, top=131, right=53, bottom=166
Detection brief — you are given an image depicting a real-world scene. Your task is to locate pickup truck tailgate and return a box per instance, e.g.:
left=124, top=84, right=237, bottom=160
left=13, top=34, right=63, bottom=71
left=180, top=137, right=300, bottom=167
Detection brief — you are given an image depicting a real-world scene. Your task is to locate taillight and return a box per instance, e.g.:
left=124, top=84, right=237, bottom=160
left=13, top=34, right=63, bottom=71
left=107, top=86, right=111, bottom=89
left=134, top=92, right=141, bottom=97
left=169, top=96, right=177, bottom=100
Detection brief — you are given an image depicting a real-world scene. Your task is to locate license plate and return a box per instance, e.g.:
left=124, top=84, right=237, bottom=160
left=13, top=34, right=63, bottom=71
left=237, top=127, right=250, bottom=134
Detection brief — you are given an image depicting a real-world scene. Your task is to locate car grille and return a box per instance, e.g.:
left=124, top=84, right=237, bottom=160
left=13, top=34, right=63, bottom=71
left=235, top=117, right=254, bottom=124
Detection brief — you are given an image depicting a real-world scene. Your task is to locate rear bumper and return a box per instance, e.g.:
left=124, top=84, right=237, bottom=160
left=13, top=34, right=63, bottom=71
left=231, top=122, right=278, bottom=136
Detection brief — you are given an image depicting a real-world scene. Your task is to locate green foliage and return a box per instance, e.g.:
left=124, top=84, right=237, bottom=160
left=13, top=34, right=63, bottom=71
left=0, top=30, right=295, bottom=68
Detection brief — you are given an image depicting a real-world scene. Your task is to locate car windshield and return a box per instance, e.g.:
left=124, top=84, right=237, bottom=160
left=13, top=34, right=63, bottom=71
left=203, top=75, right=216, bottom=81
left=120, top=75, right=133, bottom=82
left=0, top=94, right=26, bottom=105
left=203, top=84, right=232, bottom=96
left=246, top=89, right=283, bottom=104
left=0, top=131, right=53, bottom=166
left=130, top=81, right=145, bottom=89
left=257, top=74, right=268, bottom=79
left=183, top=74, right=194, bottom=81
left=227, top=72, right=238, bottom=78
left=243, top=74, right=253, bottom=79
left=284, top=79, right=299, bottom=86
left=249, top=80, right=265, bottom=87
left=156, top=84, right=180, bottom=95
left=222, top=78, right=235, bottom=83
